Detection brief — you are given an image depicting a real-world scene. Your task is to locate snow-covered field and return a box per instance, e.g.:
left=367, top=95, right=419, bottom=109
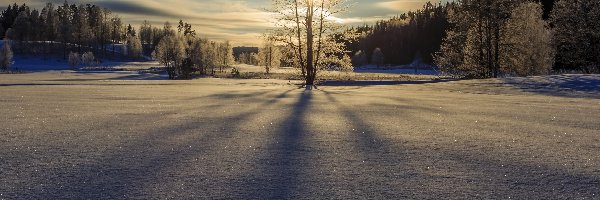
left=0, top=69, right=598, bottom=199
left=8, top=56, right=162, bottom=72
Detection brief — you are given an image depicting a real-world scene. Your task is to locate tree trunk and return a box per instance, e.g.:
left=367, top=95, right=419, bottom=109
left=305, top=3, right=315, bottom=86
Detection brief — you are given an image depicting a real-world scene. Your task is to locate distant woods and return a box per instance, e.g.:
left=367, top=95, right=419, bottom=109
left=350, top=0, right=600, bottom=78
left=347, top=2, right=449, bottom=66
left=0, top=2, right=134, bottom=60
left=0, top=2, right=235, bottom=79
left=2, top=0, right=599, bottom=79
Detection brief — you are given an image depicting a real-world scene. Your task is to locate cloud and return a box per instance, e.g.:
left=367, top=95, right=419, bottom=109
left=376, top=0, right=429, bottom=12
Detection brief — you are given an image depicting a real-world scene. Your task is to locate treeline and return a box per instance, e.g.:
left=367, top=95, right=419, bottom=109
left=350, top=0, right=600, bottom=78
left=435, top=0, right=599, bottom=78
left=0, top=2, right=236, bottom=79
left=347, top=2, right=449, bottom=65
left=0, top=2, right=140, bottom=59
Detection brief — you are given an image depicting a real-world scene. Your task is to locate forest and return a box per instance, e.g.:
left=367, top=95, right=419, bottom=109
left=0, top=2, right=235, bottom=79
left=0, top=0, right=598, bottom=79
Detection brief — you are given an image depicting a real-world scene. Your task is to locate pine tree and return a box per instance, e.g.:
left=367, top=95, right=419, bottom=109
left=552, top=0, right=600, bottom=73
left=11, top=11, right=30, bottom=42
left=72, top=4, right=91, bottom=53
left=57, top=1, right=72, bottom=58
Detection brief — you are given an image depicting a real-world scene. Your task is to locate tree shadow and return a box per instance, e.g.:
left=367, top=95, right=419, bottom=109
left=23, top=88, right=297, bottom=199
left=319, top=79, right=456, bottom=87
left=321, top=90, right=599, bottom=198
left=501, top=75, right=600, bottom=98
left=233, top=89, right=313, bottom=199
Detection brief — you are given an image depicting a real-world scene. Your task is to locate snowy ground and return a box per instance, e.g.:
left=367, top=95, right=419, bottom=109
left=8, top=56, right=162, bottom=72
left=354, top=64, right=440, bottom=75
left=0, top=70, right=599, bottom=199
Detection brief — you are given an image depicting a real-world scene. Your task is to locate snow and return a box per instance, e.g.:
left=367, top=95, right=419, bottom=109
left=354, top=63, right=440, bottom=75
left=0, top=71, right=598, bottom=199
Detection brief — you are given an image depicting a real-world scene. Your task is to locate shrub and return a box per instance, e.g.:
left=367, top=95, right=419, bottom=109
left=81, top=52, right=96, bottom=67
left=68, top=52, right=80, bottom=69
left=0, top=39, right=13, bottom=71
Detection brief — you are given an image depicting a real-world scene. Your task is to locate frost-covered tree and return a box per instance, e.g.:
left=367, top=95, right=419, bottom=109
left=551, top=0, right=600, bottom=73
left=501, top=2, right=554, bottom=76
left=0, top=39, right=13, bottom=71
left=201, top=40, right=218, bottom=75
left=435, top=0, right=518, bottom=78
left=126, top=35, right=142, bottom=59
left=139, top=20, right=152, bottom=45
left=259, top=38, right=281, bottom=74
left=81, top=52, right=95, bottom=67
left=270, top=0, right=351, bottom=86
left=188, top=37, right=205, bottom=74
left=154, top=35, right=185, bottom=79
left=351, top=50, right=367, bottom=67
left=68, top=52, right=80, bottom=69
left=371, top=48, right=384, bottom=67
left=217, top=41, right=234, bottom=73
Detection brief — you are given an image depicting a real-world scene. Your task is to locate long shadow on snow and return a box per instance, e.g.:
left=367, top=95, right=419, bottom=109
left=322, top=90, right=599, bottom=199
left=320, top=79, right=456, bottom=87
left=234, top=90, right=313, bottom=199
left=322, top=90, right=446, bottom=198
left=500, top=75, right=600, bottom=98
left=28, top=88, right=296, bottom=199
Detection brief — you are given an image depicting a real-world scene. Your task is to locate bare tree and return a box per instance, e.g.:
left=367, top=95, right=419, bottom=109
left=259, top=36, right=282, bottom=74
left=270, top=0, right=351, bottom=86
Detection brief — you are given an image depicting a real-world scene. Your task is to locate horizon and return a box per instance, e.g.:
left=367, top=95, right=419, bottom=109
left=0, top=0, right=450, bottom=46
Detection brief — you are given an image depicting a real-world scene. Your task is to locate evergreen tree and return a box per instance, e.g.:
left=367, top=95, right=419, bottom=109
left=72, top=4, right=91, bottom=53
left=551, top=0, right=600, bottom=73
left=57, top=1, right=72, bottom=58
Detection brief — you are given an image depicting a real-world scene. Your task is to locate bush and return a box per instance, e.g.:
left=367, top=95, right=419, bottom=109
left=68, top=52, right=80, bottom=69
left=81, top=52, right=96, bottom=67
left=0, top=39, right=13, bottom=71
left=231, top=67, right=240, bottom=78
left=371, top=48, right=384, bottom=67
left=352, top=50, right=367, bottom=67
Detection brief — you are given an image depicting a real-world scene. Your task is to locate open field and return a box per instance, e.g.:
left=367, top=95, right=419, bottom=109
left=0, top=71, right=599, bottom=199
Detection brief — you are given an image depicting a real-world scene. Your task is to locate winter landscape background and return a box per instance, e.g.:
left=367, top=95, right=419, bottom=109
left=0, top=0, right=599, bottom=199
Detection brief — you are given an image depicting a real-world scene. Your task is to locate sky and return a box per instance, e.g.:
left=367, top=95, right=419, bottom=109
left=2, top=0, right=449, bottom=46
